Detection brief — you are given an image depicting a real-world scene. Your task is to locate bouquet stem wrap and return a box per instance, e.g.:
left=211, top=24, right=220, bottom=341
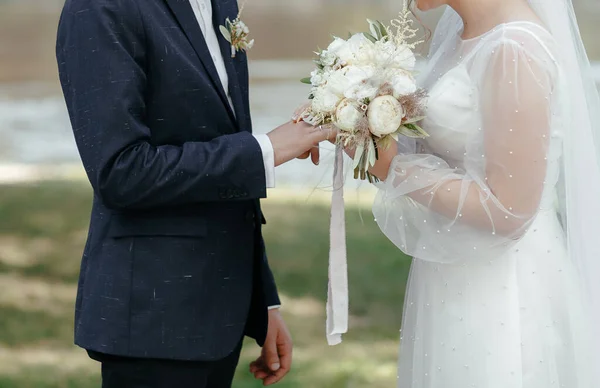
left=326, top=144, right=348, bottom=345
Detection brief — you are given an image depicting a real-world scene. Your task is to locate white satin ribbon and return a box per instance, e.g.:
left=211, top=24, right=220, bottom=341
left=326, top=144, right=348, bottom=345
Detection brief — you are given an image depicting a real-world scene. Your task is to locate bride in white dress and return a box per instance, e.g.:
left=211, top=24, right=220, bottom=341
left=366, top=0, right=600, bottom=386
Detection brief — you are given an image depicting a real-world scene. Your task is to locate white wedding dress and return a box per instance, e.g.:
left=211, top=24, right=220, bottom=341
left=373, top=20, right=596, bottom=387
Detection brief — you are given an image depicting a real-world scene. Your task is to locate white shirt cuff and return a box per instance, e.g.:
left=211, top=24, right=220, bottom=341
left=252, top=134, right=275, bottom=188
left=268, top=305, right=281, bottom=310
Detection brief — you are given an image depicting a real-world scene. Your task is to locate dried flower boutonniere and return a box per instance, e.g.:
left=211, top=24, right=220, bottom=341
left=219, top=0, right=254, bottom=58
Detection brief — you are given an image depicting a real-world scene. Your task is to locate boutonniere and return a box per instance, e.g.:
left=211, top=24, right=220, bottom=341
left=219, top=0, right=254, bottom=58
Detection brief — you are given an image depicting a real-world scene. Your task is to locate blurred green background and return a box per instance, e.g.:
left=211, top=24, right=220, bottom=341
left=0, top=182, right=409, bottom=387
left=0, top=0, right=599, bottom=387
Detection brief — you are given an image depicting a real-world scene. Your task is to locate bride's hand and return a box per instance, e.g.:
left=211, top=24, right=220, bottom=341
left=291, top=102, right=311, bottom=123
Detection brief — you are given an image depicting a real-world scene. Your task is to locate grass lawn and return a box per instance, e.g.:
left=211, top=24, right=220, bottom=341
left=0, top=181, right=411, bottom=387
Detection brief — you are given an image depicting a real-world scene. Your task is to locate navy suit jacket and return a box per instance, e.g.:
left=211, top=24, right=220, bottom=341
left=56, top=0, right=280, bottom=361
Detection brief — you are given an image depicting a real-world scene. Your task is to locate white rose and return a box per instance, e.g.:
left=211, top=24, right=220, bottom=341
left=389, top=72, right=417, bottom=98
left=311, top=87, right=342, bottom=114
left=320, top=50, right=337, bottom=67
left=334, top=99, right=364, bottom=132
left=367, top=95, right=405, bottom=137
left=310, top=69, right=326, bottom=86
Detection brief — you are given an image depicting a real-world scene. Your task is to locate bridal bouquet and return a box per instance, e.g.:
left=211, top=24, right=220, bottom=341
left=300, top=6, right=427, bottom=346
left=300, top=9, right=428, bottom=182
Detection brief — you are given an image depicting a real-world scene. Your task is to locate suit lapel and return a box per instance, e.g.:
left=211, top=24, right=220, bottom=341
left=211, top=0, right=251, bottom=132
left=164, top=0, right=236, bottom=124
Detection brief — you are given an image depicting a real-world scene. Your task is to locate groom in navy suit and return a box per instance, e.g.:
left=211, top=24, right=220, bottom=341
left=56, top=0, right=327, bottom=386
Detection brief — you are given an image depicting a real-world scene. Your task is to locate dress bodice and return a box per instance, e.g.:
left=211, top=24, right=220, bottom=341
left=418, top=22, right=564, bottom=210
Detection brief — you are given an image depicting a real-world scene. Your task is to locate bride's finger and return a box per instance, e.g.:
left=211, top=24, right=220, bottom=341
left=292, top=102, right=311, bottom=122
left=310, top=146, right=320, bottom=166
left=297, top=151, right=310, bottom=160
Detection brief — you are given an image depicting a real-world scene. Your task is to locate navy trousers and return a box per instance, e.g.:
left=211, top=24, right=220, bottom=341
left=90, top=339, right=244, bottom=388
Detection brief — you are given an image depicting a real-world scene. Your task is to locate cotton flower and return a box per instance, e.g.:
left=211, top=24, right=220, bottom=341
left=368, top=95, right=405, bottom=137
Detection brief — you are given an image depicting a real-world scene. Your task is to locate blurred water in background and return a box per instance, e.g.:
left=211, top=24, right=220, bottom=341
left=1, top=0, right=599, bottom=189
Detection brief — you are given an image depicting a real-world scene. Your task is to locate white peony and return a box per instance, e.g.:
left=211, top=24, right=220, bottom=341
left=345, top=84, right=379, bottom=102
left=326, top=37, right=354, bottom=65
left=367, top=95, right=405, bottom=137
left=390, top=45, right=416, bottom=70
left=326, top=70, right=353, bottom=97
left=334, top=99, right=365, bottom=132
left=327, top=33, right=375, bottom=66
left=327, top=37, right=347, bottom=54
left=373, top=41, right=396, bottom=68
left=347, top=33, right=376, bottom=66
left=372, top=41, right=416, bottom=71
left=326, top=65, right=374, bottom=97
left=311, top=87, right=342, bottom=114
left=389, top=71, right=417, bottom=98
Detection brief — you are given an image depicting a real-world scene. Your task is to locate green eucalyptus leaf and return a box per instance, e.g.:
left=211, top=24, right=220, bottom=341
left=376, top=20, right=388, bottom=37
left=367, top=19, right=380, bottom=39
left=219, top=25, right=232, bottom=42
left=378, top=135, right=392, bottom=150
left=402, top=116, right=426, bottom=124
left=368, top=139, right=377, bottom=167
left=300, top=77, right=312, bottom=85
left=407, top=123, right=430, bottom=137
left=353, top=143, right=365, bottom=170
left=398, top=123, right=430, bottom=138
left=363, top=32, right=377, bottom=43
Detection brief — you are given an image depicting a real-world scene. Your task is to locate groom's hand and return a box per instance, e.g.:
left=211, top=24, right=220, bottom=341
left=249, top=309, right=292, bottom=386
left=267, top=121, right=329, bottom=167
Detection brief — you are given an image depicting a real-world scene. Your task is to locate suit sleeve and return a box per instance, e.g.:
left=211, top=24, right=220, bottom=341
left=56, top=0, right=267, bottom=210
left=260, top=236, right=281, bottom=307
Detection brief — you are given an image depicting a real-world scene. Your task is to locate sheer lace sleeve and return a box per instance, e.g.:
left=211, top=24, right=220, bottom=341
left=373, top=33, right=558, bottom=263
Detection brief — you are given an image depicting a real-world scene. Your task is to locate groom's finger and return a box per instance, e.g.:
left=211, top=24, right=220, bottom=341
left=250, top=358, right=271, bottom=380
left=264, top=340, right=292, bottom=385
left=263, top=342, right=281, bottom=374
